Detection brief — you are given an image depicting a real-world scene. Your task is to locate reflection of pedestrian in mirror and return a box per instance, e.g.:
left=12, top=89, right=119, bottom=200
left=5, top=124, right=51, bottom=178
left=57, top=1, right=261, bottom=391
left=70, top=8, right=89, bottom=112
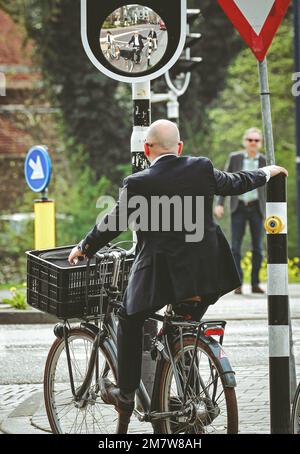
left=128, top=31, right=147, bottom=63
left=104, top=31, right=117, bottom=59
left=105, top=31, right=115, bottom=47
left=148, top=28, right=158, bottom=50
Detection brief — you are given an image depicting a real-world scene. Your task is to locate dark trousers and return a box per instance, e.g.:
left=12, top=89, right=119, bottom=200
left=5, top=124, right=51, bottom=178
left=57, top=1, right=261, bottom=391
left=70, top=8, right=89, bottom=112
left=231, top=200, right=264, bottom=287
left=117, top=302, right=210, bottom=393
left=133, top=46, right=142, bottom=62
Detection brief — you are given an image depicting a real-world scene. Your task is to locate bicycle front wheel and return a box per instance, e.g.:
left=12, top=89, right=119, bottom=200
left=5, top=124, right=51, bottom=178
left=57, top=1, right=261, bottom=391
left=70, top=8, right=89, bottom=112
left=44, top=327, right=118, bottom=434
left=126, top=59, right=134, bottom=72
left=292, top=383, right=300, bottom=434
left=156, top=335, right=238, bottom=434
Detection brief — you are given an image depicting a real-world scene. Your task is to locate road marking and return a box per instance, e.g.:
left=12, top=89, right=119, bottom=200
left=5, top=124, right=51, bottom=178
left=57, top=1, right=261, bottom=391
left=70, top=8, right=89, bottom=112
left=100, top=27, right=157, bottom=43
left=233, top=0, right=275, bottom=35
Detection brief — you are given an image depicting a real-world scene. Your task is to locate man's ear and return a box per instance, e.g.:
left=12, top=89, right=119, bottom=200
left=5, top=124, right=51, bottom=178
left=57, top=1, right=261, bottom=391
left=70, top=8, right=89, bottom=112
left=178, top=142, right=183, bottom=156
left=144, top=143, right=150, bottom=157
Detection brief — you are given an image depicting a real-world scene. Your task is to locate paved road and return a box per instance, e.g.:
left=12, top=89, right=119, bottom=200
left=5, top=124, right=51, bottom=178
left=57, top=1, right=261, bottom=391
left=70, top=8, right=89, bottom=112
left=100, top=24, right=167, bottom=73
left=1, top=285, right=299, bottom=433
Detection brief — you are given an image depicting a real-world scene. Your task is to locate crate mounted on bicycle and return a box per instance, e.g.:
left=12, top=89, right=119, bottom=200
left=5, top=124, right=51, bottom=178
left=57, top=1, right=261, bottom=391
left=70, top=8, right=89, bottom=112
left=26, top=245, right=135, bottom=319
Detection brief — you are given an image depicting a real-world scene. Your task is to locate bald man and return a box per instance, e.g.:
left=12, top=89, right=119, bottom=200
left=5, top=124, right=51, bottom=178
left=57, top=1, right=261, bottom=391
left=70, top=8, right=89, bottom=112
left=68, top=119, right=288, bottom=420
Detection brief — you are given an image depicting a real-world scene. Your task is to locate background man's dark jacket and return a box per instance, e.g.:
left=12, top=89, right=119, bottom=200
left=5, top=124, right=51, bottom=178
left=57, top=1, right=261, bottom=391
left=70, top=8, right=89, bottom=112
left=217, top=151, right=267, bottom=216
left=81, top=155, right=268, bottom=315
left=128, top=34, right=147, bottom=49
left=148, top=31, right=157, bottom=39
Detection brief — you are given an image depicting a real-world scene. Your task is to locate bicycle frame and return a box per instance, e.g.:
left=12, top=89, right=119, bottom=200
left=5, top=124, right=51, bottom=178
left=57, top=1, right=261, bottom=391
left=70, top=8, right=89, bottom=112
left=62, top=316, right=234, bottom=427
left=59, top=248, right=236, bottom=425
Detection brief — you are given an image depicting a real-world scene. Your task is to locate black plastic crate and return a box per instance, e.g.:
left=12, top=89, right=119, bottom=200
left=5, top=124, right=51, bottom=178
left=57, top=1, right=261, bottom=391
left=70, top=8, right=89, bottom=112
left=26, top=245, right=134, bottom=319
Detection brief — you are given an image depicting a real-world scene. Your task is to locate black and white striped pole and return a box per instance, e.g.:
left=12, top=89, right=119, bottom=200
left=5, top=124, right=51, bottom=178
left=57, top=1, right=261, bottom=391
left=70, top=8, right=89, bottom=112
left=258, top=58, right=292, bottom=434
left=131, top=82, right=151, bottom=173
left=131, top=81, right=157, bottom=399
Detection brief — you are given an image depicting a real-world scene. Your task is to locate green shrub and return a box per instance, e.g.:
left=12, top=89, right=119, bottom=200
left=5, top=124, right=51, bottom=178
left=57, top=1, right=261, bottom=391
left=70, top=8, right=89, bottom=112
left=2, top=284, right=28, bottom=310
left=241, top=252, right=300, bottom=283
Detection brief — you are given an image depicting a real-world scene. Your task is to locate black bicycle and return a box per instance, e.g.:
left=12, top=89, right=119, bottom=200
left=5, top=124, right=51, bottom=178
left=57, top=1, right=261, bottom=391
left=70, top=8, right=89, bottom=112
left=41, top=244, right=238, bottom=434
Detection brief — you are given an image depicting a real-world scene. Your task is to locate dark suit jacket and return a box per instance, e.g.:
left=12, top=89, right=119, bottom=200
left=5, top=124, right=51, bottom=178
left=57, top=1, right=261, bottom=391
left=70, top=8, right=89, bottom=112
left=148, top=31, right=157, bottom=39
left=217, top=151, right=267, bottom=216
left=81, top=155, right=268, bottom=315
left=128, top=34, right=147, bottom=49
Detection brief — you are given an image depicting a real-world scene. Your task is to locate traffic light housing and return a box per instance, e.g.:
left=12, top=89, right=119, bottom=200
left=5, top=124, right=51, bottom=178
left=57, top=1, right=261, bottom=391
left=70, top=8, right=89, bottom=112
left=169, top=8, right=202, bottom=78
left=81, top=0, right=187, bottom=83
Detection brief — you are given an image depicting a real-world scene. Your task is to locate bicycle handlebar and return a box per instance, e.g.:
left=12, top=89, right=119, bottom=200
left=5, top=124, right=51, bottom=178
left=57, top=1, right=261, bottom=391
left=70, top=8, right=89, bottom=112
left=95, top=240, right=136, bottom=262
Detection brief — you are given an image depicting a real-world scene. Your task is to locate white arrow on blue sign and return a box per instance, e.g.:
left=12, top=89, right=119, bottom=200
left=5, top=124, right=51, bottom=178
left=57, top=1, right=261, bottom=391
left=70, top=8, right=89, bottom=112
left=24, top=145, right=52, bottom=192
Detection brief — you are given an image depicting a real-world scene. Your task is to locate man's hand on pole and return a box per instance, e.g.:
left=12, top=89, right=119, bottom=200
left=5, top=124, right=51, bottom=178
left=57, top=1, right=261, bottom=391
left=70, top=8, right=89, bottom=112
left=262, top=165, right=289, bottom=178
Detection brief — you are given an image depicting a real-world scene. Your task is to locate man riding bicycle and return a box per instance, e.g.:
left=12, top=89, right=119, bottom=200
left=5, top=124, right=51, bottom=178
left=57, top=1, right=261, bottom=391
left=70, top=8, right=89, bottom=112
left=69, top=119, right=288, bottom=422
left=128, top=31, right=147, bottom=63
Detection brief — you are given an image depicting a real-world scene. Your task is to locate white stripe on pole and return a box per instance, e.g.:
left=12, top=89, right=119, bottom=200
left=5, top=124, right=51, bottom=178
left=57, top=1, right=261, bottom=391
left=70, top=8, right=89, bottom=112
left=267, top=264, right=289, bottom=295
left=269, top=325, right=290, bottom=357
left=266, top=202, right=288, bottom=234
left=133, top=82, right=151, bottom=100
left=131, top=126, right=146, bottom=153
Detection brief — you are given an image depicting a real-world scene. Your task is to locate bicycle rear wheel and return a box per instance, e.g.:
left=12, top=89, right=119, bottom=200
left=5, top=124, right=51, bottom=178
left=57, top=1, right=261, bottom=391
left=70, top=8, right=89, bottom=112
left=155, top=335, right=238, bottom=434
left=44, top=327, right=118, bottom=434
left=292, top=383, right=300, bottom=434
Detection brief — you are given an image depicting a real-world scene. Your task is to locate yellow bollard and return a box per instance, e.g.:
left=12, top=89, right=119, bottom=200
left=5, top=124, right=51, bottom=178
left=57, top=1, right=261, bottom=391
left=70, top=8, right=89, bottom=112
left=34, top=199, right=56, bottom=249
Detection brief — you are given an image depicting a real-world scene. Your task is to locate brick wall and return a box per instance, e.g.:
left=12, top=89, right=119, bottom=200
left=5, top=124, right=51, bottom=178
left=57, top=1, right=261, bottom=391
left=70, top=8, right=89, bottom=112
left=0, top=9, right=58, bottom=213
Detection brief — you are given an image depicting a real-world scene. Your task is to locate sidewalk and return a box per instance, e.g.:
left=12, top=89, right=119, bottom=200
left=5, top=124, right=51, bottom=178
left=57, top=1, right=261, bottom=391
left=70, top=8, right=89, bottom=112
left=0, top=366, right=271, bottom=435
left=0, top=289, right=57, bottom=324
left=205, top=283, right=300, bottom=320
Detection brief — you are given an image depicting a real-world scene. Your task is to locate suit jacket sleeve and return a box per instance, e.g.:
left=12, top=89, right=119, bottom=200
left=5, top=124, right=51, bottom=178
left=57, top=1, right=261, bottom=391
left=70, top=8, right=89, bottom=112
left=216, top=155, right=233, bottom=206
left=207, top=159, right=267, bottom=197
left=80, top=176, right=135, bottom=258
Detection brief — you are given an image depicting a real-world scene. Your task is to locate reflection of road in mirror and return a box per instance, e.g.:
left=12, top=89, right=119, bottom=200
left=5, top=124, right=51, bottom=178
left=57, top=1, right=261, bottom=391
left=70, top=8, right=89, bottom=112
left=100, top=5, right=168, bottom=74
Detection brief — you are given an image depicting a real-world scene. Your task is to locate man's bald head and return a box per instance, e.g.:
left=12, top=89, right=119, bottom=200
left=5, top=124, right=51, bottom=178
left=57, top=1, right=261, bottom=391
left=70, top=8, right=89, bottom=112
left=146, top=120, right=181, bottom=153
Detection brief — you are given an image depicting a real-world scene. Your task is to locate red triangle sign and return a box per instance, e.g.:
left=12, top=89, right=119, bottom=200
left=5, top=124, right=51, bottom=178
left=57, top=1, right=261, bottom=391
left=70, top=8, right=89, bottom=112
left=218, top=0, right=291, bottom=61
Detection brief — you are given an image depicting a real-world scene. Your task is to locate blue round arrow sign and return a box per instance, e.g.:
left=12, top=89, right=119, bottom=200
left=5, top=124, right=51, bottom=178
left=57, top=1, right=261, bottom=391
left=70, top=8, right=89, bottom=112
left=24, top=146, right=52, bottom=193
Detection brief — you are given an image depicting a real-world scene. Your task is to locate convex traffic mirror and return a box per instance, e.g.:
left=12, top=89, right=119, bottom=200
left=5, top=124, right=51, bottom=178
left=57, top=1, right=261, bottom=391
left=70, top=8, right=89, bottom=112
left=81, top=0, right=187, bottom=83
left=100, top=4, right=168, bottom=74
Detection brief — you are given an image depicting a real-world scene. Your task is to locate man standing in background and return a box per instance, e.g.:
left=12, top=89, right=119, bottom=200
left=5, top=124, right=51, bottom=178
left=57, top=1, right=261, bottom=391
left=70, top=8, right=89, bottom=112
left=214, top=128, right=267, bottom=295
left=148, top=28, right=158, bottom=49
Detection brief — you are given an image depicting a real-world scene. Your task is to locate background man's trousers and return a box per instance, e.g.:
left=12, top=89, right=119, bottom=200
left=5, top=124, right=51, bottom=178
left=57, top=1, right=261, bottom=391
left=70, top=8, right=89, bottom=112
left=117, top=302, right=210, bottom=393
left=231, top=200, right=264, bottom=287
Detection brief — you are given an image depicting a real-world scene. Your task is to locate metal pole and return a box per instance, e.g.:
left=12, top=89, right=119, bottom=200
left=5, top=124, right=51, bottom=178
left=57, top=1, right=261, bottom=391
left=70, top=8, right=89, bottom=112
left=258, top=58, right=291, bottom=434
left=34, top=197, right=56, bottom=250
left=131, top=81, right=157, bottom=400
left=294, top=0, right=300, bottom=271
left=258, top=59, right=275, bottom=164
left=167, top=91, right=180, bottom=126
